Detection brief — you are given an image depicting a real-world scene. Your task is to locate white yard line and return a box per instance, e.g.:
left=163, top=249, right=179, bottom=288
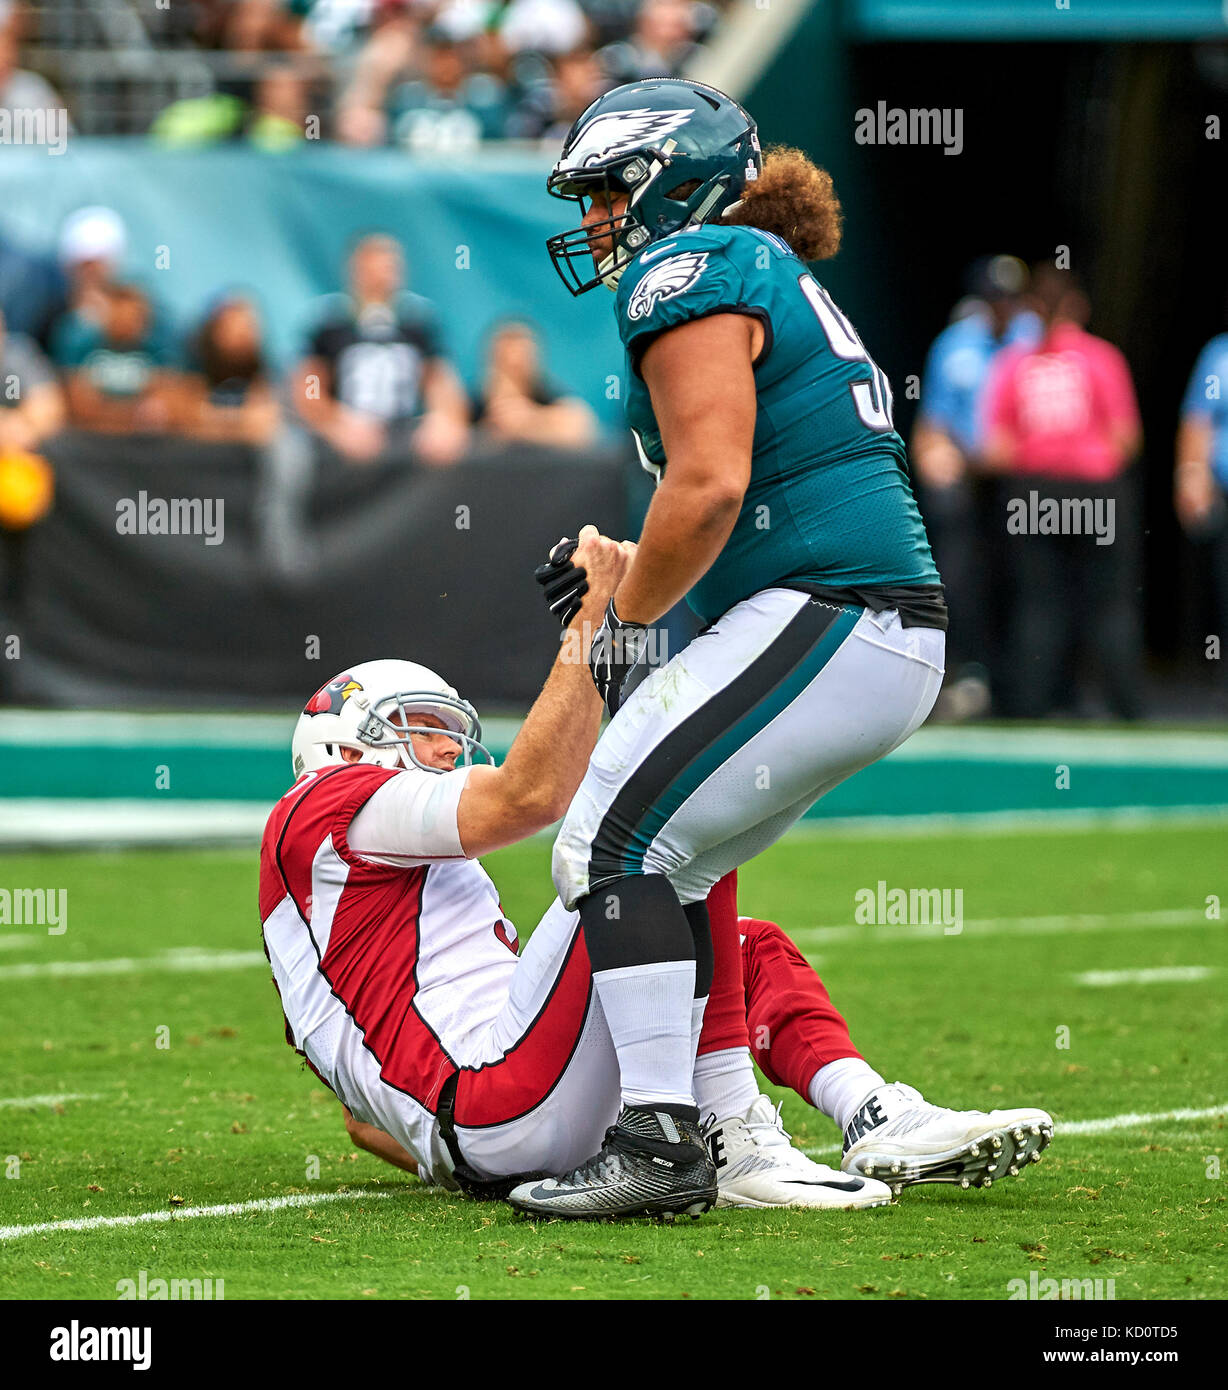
left=789, top=907, right=1212, bottom=945
left=0, top=1189, right=392, bottom=1242
left=802, top=1103, right=1226, bottom=1159
left=1056, top=1105, right=1226, bottom=1136
left=0, top=948, right=267, bottom=981
left=0, top=1092, right=99, bottom=1109
left=1074, top=966, right=1217, bottom=987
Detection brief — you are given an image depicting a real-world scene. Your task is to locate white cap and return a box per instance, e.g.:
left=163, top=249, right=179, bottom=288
left=58, top=206, right=127, bottom=267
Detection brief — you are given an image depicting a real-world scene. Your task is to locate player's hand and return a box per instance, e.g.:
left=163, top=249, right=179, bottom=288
left=588, top=597, right=649, bottom=717
left=573, top=524, right=631, bottom=613
left=534, top=534, right=588, bottom=626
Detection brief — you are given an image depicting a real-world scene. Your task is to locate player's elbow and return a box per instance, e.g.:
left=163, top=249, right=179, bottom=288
left=665, top=468, right=747, bottom=519
left=507, top=784, right=570, bottom=836
left=343, top=1108, right=367, bottom=1149
left=693, top=482, right=747, bottom=530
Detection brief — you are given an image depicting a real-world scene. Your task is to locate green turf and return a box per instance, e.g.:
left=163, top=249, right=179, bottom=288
left=0, top=823, right=1224, bottom=1300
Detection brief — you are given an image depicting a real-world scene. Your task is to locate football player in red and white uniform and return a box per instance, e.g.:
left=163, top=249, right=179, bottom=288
left=260, top=527, right=1052, bottom=1220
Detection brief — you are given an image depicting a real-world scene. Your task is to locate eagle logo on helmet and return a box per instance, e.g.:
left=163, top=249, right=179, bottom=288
left=565, top=107, right=692, bottom=169
left=627, top=251, right=709, bottom=321
left=304, top=674, right=363, bottom=717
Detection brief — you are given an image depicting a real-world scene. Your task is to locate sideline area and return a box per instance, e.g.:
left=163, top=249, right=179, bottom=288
left=3, top=712, right=1226, bottom=848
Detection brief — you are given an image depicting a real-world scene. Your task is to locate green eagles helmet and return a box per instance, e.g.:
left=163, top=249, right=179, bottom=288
left=546, top=78, right=761, bottom=296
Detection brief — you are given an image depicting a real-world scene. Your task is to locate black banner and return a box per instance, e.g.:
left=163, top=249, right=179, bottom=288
left=10, top=432, right=629, bottom=709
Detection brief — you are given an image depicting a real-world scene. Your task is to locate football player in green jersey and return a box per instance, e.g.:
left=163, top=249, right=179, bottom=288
left=517, top=79, right=951, bottom=1220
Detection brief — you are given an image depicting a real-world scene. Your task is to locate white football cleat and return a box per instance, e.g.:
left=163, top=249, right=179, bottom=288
left=840, top=1082, right=1054, bottom=1193
left=706, top=1095, right=894, bottom=1210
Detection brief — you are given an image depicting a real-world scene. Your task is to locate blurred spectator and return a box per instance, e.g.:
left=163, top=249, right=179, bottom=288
left=179, top=295, right=280, bottom=445
left=494, top=0, right=590, bottom=56
left=292, top=0, right=378, bottom=55
left=248, top=60, right=311, bottom=147
left=506, top=44, right=610, bottom=142
left=48, top=206, right=128, bottom=350
left=982, top=265, right=1144, bottom=719
left=0, top=309, right=65, bottom=452
left=912, top=255, right=1040, bottom=714
left=388, top=27, right=507, bottom=152
left=597, top=0, right=700, bottom=85
left=292, top=233, right=470, bottom=466
left=472, top=319, right=596, bottom=448
left=56, top=285, right=180, bottom=436
left=0, top=232, right=65, bottom=347
left=0, top=305, right=59, bottom=640
left=211, top=0, right=312, bottom=52
left=0, top=23, right=67, bottom=119
left=1175, top=326, right=1228, bottom=682
left=336, top=1, right=422, bottom=145
left=152, top=59, right=311, bottom=147
left=150, top=92, right=247, bottom=145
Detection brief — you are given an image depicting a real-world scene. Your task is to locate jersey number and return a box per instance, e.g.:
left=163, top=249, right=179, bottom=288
left=798, top=275, right=895, bottom=433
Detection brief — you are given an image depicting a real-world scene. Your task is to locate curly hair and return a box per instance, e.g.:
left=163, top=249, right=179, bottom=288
left=721, top=146, right=842, bottom=262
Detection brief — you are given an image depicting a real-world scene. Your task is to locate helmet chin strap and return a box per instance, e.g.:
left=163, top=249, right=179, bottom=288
left=599, top=251, right=625, bottom=292
left=689, top=174, right=732, bottom=225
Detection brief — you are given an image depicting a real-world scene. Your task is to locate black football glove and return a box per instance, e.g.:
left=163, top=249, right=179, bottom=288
left=533, top=535, right=588, bottom=627
left=589, top=598, right=649, bottom=717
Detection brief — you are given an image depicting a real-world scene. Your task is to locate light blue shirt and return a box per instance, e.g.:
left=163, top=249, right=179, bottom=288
left=1181, top=333, right=1228, bottom=491
left=918, top=308, right=1041, bottom=455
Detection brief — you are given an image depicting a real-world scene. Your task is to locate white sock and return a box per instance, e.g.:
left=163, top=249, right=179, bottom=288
left=808, top=1057, right=887, bottom=1131
left=693, top=1046, right=760, bottom=1121
left=592, top=961, right=696, bottom=1108
left=689, top=996, right=708, bottom=1072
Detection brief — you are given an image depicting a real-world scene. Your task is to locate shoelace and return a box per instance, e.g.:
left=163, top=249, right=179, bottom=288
left=743, top=1100, right=796, bottom=1153
left=554, top=1125, right=622, bottom=1188
left=742, top=1100, right=844, bottom=1177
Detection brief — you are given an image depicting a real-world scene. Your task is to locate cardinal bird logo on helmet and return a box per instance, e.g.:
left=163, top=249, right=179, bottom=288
left=304, top=674, right=363, bottom=717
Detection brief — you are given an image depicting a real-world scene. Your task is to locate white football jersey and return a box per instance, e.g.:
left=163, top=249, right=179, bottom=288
left=258, top=763, right=520, bottom=1176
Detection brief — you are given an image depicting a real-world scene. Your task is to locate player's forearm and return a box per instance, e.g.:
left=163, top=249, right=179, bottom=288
left=615, top=473, right=742, bottom=624
left=497, top=603, right=606, bottom=824
left=343, top=1111, right=420, bottom=1174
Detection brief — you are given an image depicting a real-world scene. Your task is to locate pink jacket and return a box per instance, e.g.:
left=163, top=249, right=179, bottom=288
left=983, top=323, right=1140, bottom=482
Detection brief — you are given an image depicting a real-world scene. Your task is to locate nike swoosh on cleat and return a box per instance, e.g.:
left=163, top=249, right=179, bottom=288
left=789, top=1178, right=867, bottom=1192
left=523, top=1183, right=625, bottom=1202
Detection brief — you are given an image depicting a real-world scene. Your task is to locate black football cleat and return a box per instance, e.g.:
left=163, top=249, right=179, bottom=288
left=507, top=1102, right=718, bottom=1222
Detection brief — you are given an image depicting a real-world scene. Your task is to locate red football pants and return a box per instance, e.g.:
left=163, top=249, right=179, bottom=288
left=698, top=870, right=863, bottom=1097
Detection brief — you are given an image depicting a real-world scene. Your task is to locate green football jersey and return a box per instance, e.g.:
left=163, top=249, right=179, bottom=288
left=616, top=223, right=941, bottom=625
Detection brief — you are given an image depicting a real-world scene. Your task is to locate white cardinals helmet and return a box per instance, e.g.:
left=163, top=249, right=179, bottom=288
left=290, top=658, right=491, bottom=777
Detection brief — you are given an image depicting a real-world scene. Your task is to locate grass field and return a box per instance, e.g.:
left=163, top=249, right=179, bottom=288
left=0, top=821, right=1224, bottom=1301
